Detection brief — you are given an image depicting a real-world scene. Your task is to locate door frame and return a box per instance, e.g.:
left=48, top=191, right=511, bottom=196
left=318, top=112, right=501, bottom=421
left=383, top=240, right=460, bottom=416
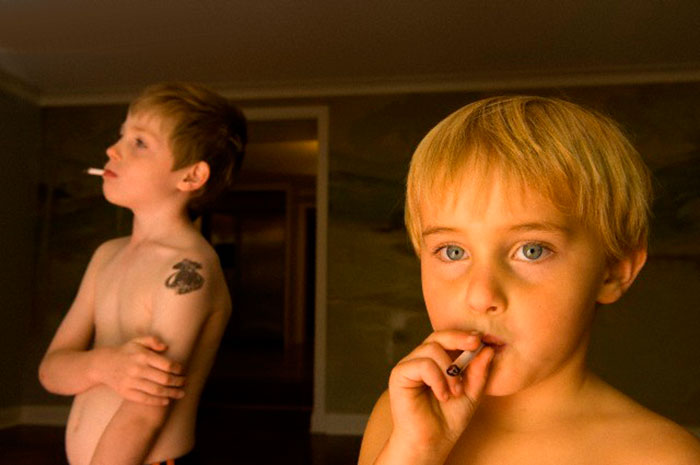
left=242, top=106, right=330, bottom=432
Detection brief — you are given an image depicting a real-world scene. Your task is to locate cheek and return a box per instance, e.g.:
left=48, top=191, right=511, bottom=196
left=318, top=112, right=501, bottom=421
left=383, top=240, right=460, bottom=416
left=421, top=261, right=460, bottom=330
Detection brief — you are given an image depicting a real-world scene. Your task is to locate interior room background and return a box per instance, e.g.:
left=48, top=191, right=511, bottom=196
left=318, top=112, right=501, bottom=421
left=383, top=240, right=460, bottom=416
left=1, top=80, right=699, bottom=435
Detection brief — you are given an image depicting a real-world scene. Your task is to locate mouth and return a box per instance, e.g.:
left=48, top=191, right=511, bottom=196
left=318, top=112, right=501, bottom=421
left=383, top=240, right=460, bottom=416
left=482, top=334, right=507, bottom=353
left=103, top=168, right=117, bottom=178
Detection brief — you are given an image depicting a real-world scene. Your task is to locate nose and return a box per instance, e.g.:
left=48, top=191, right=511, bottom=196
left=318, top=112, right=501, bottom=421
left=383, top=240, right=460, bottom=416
left=106, top=143, right=120, bottom=161
left=465, top=262, right=506, bottom=314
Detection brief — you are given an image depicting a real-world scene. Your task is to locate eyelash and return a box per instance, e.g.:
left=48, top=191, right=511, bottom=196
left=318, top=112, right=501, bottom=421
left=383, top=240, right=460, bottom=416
left=432, top=242, right=554, bottom=263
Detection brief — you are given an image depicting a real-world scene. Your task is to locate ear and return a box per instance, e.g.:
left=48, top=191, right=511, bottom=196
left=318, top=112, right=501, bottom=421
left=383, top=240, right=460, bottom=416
left=596, top=247, right=647, bottom=304
left=177, top=161, right=210, bottom=192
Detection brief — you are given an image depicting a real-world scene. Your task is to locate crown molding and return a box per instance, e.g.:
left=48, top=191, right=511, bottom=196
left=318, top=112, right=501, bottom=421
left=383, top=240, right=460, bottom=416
left=29, top=65, right=700, bottom=107
left=0, top=69, right=40, bottom=103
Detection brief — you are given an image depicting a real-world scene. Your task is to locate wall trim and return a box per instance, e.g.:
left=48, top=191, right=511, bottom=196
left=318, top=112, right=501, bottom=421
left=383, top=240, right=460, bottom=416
left=311, top=412, right=368, bottom=436
left=0, top=406, right=21, bottom=429
left=0, top=405, right=70, bottom=429
left=0, top=68, right=40, bottom=103
left=37, top=66, right=700, bottom=107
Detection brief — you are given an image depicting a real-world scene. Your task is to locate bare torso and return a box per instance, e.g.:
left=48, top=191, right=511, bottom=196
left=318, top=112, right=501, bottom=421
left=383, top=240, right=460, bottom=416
left=445, top=377, right=700, bottom=465
left=66, top=234, right=230, bottom=465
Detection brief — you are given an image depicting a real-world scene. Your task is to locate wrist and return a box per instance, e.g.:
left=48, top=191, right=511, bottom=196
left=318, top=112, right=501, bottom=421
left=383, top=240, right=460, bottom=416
left=88, top=346, right=110, bottom=386
left=378, top=433, right=453, bottom=465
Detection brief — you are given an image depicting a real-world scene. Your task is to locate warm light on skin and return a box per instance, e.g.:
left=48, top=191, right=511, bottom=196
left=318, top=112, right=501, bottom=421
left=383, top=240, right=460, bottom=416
left=418, top=172, right=611, bottom=397
left=103, top=112, right=188, bottom=214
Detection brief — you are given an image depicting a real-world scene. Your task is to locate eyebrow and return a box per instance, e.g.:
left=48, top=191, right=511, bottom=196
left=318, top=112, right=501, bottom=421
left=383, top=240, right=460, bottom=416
left=508, top=222, right=571, bottom=234
left=422, top=222, right=571, bottom=238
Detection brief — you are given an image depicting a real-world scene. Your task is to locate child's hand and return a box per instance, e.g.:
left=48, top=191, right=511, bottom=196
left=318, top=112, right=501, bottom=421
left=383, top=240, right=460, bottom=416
left=386, top=330, right=494, bottom=461
left=98, top=336, right=186, bottom=405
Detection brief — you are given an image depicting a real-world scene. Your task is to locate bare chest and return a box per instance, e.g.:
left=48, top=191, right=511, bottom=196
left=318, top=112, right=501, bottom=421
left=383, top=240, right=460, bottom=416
left=447, top=427, right=612, bottom=465
left=93, top=252, right=169, bottom=344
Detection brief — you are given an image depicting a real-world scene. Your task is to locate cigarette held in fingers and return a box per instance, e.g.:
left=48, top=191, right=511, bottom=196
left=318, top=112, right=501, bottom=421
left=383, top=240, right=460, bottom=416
left=85, top=167, right=105, bottom=176
left=446, top=343, right=484, bottom=377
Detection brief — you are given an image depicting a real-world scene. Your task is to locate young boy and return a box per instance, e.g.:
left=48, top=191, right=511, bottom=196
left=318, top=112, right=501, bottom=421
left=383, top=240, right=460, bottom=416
left=38, top=82, right=246, bottom=465
left=359, top=96, right=700, bottom=465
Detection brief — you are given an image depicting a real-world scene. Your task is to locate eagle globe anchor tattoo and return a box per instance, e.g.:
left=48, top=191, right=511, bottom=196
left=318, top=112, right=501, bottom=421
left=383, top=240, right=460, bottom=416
left=165, top=259, right=204, bottom=295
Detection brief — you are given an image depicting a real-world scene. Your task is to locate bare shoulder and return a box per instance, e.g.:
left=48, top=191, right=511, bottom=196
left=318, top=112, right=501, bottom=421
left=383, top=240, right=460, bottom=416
left=619, top=407, right=700, bottom=464
left=161, top=240, right=224, bottom=296
left=153, top=233, right=229, bottom=315
left=93, top=236, right=129, bottom=262
left=590, top=380, right=700, bottom=464
left=358, top=390, right=393, bottom=465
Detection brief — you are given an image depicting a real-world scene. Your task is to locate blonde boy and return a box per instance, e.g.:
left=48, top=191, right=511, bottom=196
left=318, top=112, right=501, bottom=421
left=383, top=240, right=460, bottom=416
left=359, top=96, right=700, bottom=464
left=39, top=83, right=246, bottom=465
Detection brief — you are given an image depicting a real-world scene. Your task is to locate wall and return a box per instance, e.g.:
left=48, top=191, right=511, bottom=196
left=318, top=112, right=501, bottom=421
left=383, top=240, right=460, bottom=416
left=20, top=104, right=129, bottom=408
left=0, top=88, right=40, bottom=417
left=322, top=84, right=700, bottom=428
left=18, top=82, right=700, bottom=431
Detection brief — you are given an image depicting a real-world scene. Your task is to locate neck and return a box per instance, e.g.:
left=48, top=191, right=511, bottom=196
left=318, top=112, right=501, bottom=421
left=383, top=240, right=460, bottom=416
left=129, top=203, right=192, bottom=244
left=476, top=340, right=594, bottom=432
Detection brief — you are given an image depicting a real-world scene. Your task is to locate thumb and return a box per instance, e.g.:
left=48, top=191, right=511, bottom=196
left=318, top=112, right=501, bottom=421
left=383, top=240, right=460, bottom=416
left=463, top=346, right=495, bottom=402
left=135, top=335, right=167, bottom=352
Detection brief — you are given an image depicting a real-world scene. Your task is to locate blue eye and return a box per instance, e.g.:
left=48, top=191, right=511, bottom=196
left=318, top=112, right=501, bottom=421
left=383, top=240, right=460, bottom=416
left=442, top=245, right=465, bottom=261
left=521, top=243, right=544, bottom=260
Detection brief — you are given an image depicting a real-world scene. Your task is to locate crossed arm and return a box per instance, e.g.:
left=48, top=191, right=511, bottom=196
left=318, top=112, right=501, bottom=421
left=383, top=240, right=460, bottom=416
left=38, top=243, right=212, bottom=465
left=88, top=256, right=215, bottom=465
left=39, top=242, right=187, bottom=403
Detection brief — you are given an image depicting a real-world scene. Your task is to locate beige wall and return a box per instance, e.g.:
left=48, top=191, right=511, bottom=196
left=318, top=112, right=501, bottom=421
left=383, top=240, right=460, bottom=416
left=10, top=82, right=700, bottom=428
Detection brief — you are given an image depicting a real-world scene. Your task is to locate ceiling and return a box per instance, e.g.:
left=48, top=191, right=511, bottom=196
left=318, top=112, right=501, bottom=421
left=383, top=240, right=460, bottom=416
left=1, top=1, right=699, bottom=105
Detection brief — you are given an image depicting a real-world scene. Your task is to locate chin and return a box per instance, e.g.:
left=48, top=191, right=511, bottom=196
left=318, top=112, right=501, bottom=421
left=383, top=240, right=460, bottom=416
left=102, top=188, right=129, bottom=209
left=482, top=361, right=526, bottom=397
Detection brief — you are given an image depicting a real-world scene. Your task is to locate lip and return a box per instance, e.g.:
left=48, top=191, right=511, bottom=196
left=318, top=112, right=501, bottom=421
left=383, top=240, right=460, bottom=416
left=103, top=168, right=117, bottom=178
left=482, top=334, right=507, bottom=352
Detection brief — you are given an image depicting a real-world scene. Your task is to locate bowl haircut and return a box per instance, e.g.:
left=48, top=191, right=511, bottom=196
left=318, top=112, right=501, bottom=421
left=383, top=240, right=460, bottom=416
left=405, top=96, right=652, bottom=260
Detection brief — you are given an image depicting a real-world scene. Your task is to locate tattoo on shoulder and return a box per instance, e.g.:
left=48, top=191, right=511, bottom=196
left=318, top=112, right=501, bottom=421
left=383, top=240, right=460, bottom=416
left=165, top=259, right=205, bottom=295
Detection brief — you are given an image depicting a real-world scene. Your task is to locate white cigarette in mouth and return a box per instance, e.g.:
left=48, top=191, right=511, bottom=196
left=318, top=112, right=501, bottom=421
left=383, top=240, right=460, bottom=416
left=85, top=167, right=105, bottom=176
left=446, top=343, right=484, bottom=377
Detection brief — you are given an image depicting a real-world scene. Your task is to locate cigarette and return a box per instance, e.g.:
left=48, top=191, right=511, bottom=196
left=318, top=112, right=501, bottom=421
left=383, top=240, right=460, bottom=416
left=85, top=167, right=105, bottom=176
left=446, top=343, right=484, bottom=377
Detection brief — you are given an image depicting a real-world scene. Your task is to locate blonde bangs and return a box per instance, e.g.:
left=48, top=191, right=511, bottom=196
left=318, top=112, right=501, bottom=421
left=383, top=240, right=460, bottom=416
left=405, top=96, right=652, bottom=259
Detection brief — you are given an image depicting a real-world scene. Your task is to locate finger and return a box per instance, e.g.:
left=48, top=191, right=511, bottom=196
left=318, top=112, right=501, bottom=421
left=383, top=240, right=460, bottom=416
left=145, top=351, right=184, bottom=375
left=124, top=389, right=171, bottom=406
left=401, top=341, right=463, bottom=397
left=142, top=366, right=186, bottom=387
left=135, top=378, right=186, bottom=400
left=133, top=335, right=167, bottom=352
left=391, top=357, right=452, bottom=402
left=463, top=345, right=495, bottom=402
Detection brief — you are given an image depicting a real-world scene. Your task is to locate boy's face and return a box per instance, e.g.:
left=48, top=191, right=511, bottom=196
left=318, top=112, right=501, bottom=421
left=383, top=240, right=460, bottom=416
left=419, top=171, right=611, bottom=397
left=103, top=111, right=183, bottom=210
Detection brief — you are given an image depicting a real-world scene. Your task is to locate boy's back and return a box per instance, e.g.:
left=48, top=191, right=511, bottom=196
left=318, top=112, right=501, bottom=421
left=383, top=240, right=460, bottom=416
left=66, top=227, right=230, bottom=465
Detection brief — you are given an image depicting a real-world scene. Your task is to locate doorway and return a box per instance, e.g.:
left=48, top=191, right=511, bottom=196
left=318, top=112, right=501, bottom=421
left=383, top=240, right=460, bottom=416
left=199, top=113, right=322, bottom=420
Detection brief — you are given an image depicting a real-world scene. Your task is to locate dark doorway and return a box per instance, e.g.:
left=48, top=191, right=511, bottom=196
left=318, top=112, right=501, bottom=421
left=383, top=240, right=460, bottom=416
left=199, top=118, right=318, bottom=421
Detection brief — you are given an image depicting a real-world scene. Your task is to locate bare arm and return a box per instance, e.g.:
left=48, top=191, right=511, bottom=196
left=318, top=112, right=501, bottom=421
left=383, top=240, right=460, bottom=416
left=38, top=242, right=109, bottom=395
left=90, top=256, right=223, bottom=465
left=38, top=241, right=186, bottom=405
